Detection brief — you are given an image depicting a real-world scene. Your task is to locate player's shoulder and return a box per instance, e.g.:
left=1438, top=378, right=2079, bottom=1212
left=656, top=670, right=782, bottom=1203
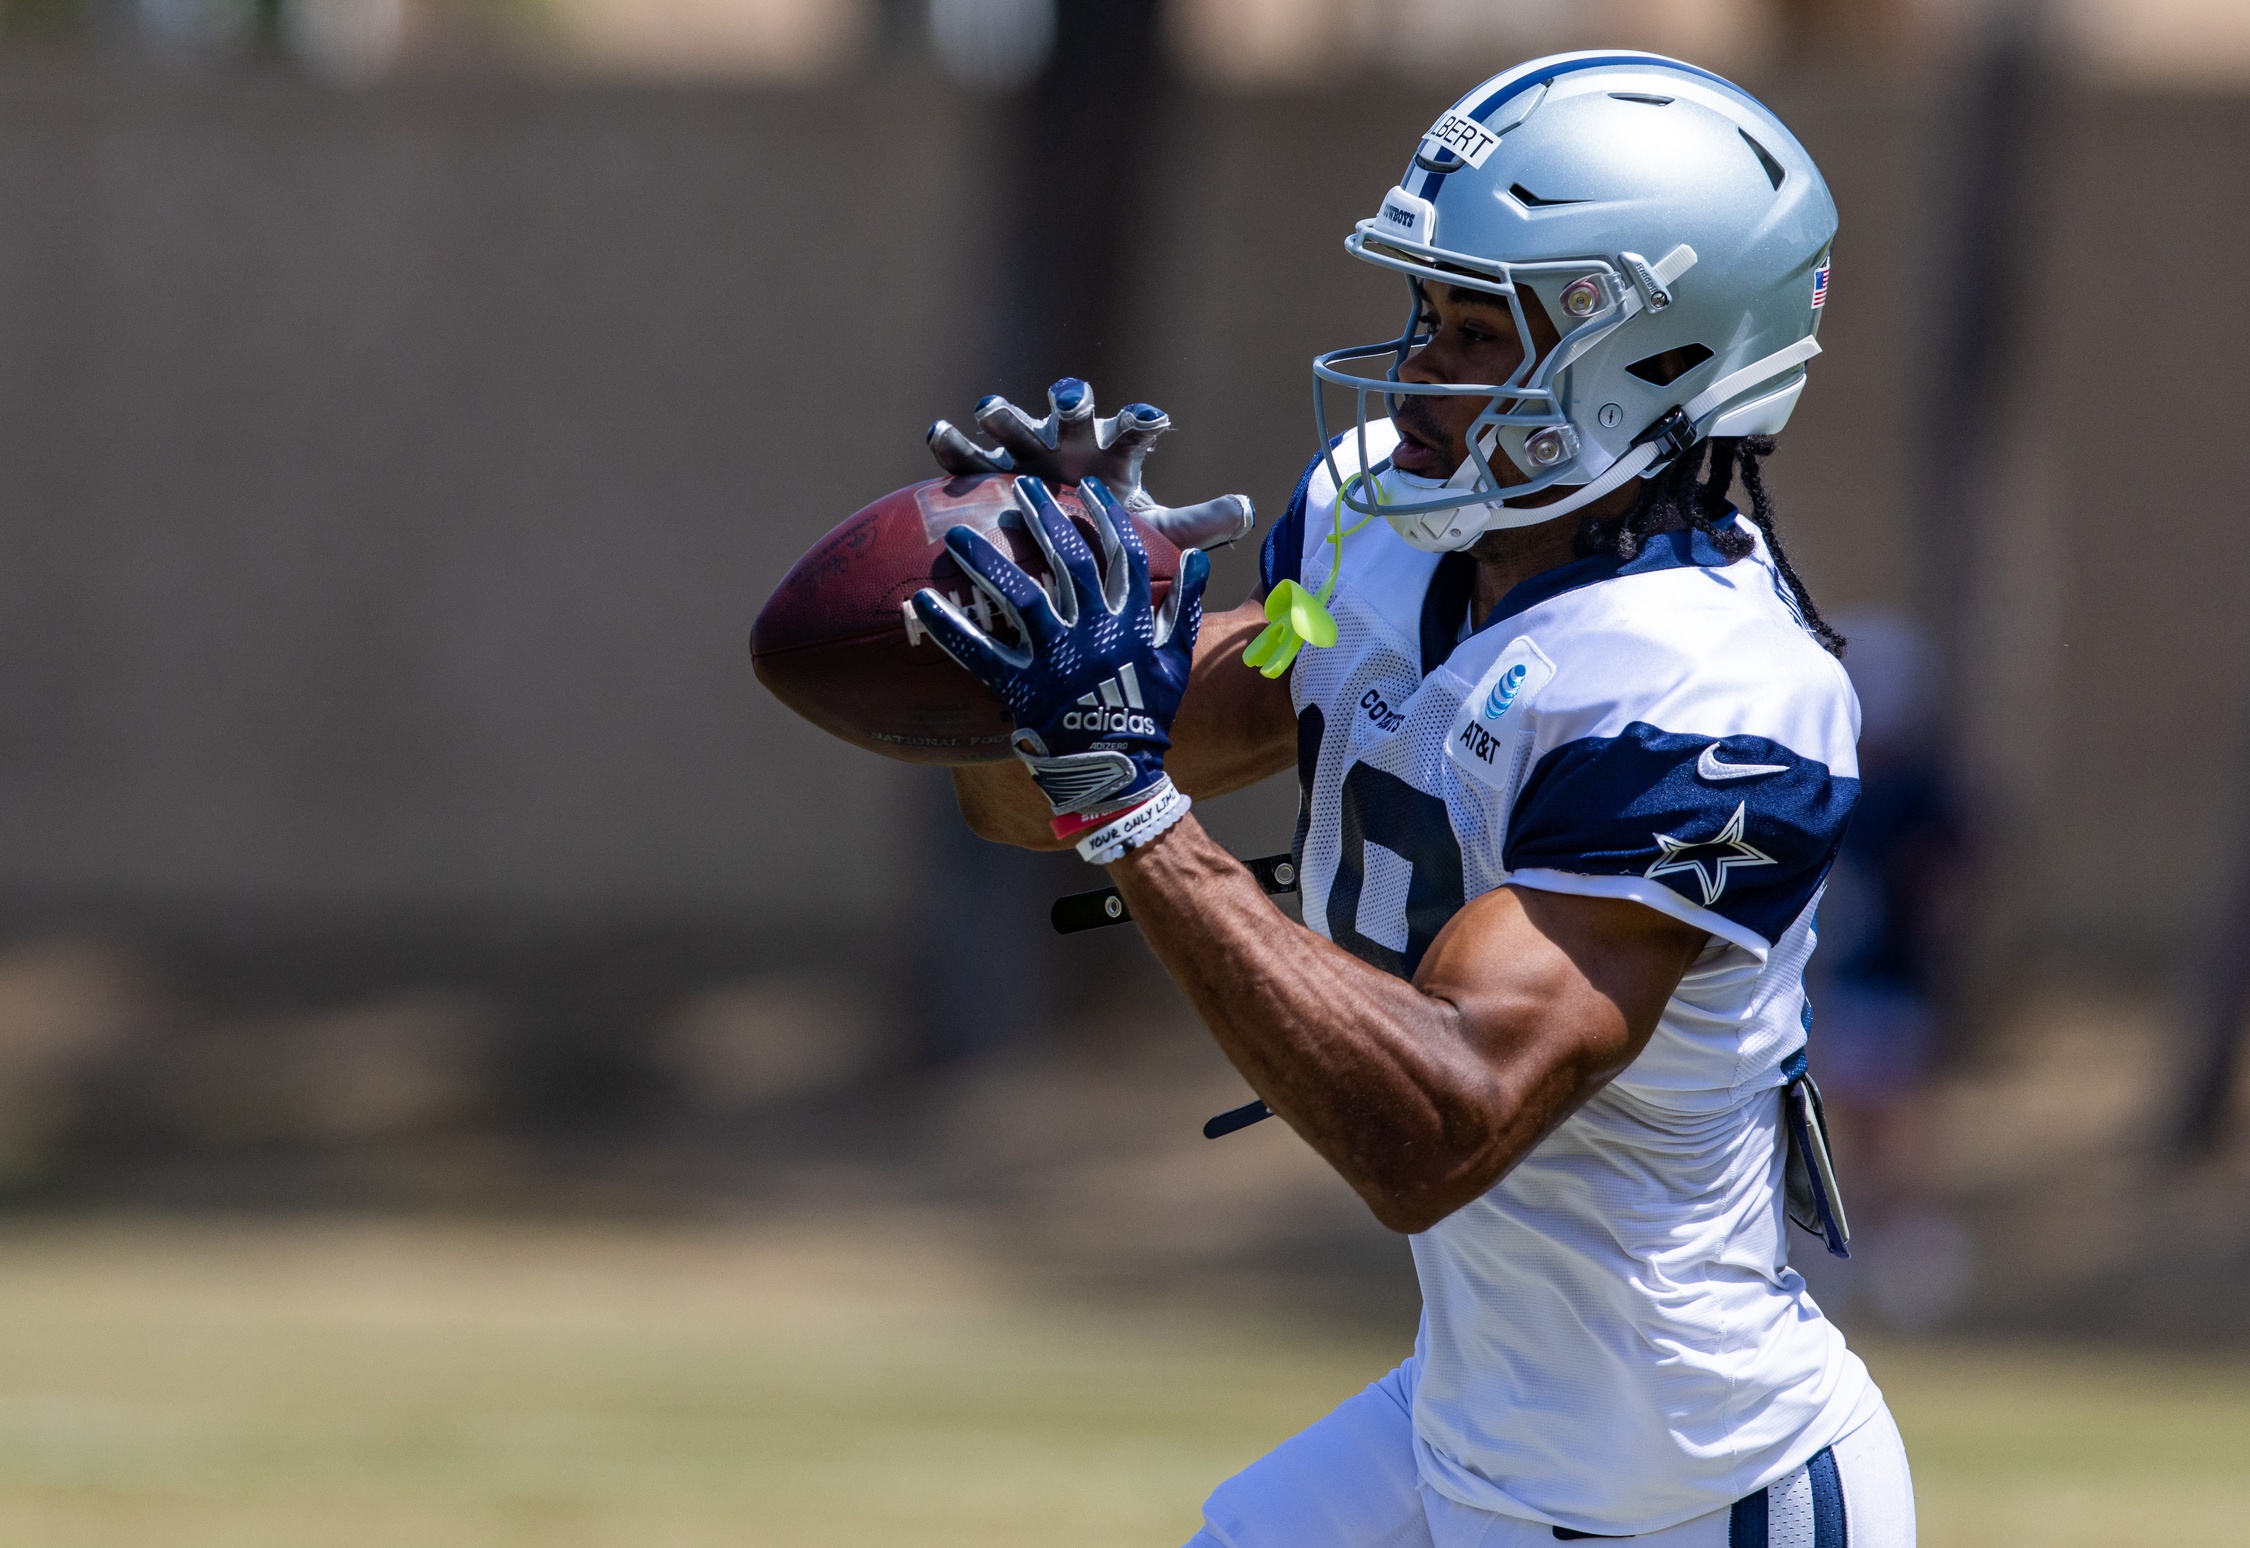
left=1458, top=532, right=1861, bottom=956
left=1456, top=522, right=1858, bottom=771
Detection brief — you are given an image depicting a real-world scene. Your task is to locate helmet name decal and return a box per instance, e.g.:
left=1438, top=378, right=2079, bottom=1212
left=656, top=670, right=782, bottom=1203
left=1422, top=110, right=1502, bottom=170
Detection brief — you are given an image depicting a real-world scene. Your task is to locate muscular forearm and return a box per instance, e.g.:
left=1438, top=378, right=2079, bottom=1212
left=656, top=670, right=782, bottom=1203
left=1108, top=818, right=1585, bottom=1232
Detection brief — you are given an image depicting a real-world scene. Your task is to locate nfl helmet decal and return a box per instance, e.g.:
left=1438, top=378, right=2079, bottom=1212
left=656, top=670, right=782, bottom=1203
left=1311, top=50, right=1842, bottom=555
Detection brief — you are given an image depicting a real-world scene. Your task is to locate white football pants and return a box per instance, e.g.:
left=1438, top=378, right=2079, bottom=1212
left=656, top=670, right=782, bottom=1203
left=1185, top=1359, right=1913, bottom=1548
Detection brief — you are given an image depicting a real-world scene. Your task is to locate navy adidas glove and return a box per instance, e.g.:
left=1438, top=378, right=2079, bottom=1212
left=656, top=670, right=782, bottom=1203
left=910, top=475, right=1210, bottom=818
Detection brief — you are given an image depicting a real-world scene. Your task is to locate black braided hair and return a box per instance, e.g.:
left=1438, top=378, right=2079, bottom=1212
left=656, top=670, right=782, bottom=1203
left=1575, top=434, right=1846, bottom=656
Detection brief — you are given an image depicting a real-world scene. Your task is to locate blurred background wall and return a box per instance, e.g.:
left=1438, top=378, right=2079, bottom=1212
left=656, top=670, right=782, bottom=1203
left=0, top=3, right=2237, bottom=930
left=0, top=0, right=2238, bottom=1328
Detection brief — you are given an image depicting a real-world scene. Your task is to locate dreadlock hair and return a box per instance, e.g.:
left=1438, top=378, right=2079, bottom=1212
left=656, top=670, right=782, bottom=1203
left=1573, top=433, right=1846, bottom=657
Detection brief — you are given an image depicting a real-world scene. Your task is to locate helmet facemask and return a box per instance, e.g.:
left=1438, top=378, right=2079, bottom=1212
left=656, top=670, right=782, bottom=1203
left=1314, top=227, right=1657, bottom=553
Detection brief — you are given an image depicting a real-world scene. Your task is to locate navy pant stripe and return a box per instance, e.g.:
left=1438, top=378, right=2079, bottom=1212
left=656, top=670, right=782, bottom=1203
left=1555, top=1443, right=1844, bottom=1545
left=1808, top=1444, right=1847, bottom=1546
left=1728, top=1486, right=1767, bottom=1548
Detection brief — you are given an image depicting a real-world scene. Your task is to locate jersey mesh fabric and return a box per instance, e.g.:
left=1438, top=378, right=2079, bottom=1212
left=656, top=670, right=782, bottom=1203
left=1765, top=1462, right=1819, bottom=1548
left=1284, top=428, right=1878, bottom=1536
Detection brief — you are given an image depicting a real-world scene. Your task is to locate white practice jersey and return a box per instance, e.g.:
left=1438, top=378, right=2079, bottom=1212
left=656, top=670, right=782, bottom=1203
left=1260, top=424, right=1880, bottom=1538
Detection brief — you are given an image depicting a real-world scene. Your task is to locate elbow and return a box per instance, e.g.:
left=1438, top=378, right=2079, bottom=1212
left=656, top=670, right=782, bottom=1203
left=1368, top=1197, right=1450, bottom=1236
left=1354, top=1125, right=1517, bottom=1235
left=1350, top=1161, right=1494, bottom=1233
left=950, top=771, right=1070, bottom=850
left=959, top=801, right=1031, bottom=846
left=1363, top=1176, right=1479, bottom=1235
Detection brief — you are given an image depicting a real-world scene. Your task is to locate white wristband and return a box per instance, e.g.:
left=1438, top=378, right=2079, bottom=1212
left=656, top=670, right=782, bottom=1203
left=1074, top=778, right=1192, bottom=865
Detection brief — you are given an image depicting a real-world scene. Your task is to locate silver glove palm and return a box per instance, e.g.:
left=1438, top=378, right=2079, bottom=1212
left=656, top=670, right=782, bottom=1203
left=927, top=377, right=1255, bottom=550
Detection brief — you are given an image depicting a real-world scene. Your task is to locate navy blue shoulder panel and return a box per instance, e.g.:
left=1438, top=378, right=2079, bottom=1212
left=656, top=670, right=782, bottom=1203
left=1260, top=445, right=1332, bottom=594
left=1504, top=723, right=1859, bottom=945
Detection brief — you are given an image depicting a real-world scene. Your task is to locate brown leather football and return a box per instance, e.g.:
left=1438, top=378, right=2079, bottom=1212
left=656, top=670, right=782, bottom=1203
left=751, top=475, right=1180, bottom=764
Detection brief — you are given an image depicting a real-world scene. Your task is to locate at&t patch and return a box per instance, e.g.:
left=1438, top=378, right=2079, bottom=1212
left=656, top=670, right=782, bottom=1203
left=1446, top=635, right=1555, bottom=793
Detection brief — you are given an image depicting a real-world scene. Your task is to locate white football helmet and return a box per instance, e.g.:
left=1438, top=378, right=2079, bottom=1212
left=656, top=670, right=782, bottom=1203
left=1314, top=51, right=1839, bottom=552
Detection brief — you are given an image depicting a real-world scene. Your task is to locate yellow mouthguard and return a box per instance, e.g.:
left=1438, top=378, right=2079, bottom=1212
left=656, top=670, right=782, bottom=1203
left=1242, top=471, right=1380, bottom=679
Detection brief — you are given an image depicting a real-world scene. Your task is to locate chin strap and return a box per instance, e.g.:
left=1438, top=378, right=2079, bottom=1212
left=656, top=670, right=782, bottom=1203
left=1456, top=334, right=1825, bottom=540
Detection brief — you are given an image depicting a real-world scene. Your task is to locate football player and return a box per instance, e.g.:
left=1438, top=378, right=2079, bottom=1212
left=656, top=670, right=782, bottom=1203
left=912, top=51, right=1911, bottom=1548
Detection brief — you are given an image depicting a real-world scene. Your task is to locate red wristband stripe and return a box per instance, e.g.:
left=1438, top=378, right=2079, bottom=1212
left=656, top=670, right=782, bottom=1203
left=1050, top=798, right=1149, bottom=841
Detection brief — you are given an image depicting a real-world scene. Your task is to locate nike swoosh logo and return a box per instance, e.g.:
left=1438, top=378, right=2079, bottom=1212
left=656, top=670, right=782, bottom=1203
left=1698, top=745, right=1789, bottom=782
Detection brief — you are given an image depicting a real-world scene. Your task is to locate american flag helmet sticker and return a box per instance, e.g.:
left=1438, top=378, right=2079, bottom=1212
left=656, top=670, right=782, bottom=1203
left=1811, top=257, right=1830, bottom=309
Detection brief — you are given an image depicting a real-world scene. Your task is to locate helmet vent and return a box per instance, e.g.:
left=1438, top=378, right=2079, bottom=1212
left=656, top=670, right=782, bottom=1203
left=1608, top=92, right=1674, bottom=106
left=1509, top=182, right=1585, bottom=209
left=1739, top=129, right=1786, bottom=191
left=1625, top=343, right=1714, bottom=387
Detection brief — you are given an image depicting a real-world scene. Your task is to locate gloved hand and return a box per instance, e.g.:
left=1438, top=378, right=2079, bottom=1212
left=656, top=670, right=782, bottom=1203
left=927, top=377, right=1256, bottom=551
left=910, top=475, right=1210, bottom=834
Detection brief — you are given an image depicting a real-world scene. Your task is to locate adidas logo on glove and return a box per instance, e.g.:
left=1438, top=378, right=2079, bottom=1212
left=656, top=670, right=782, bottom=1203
left=1062, top=665, right=1159, bottom=737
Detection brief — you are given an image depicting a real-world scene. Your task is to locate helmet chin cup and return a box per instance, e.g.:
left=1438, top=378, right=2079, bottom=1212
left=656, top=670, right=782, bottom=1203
left=1354, top=465, right=1458, bottom=551
left=1382, top=508, right=1485, bottom=552
left=1381, top=467, right=1486, bottom=551
left=1378, top=424, right=1594, bottom=553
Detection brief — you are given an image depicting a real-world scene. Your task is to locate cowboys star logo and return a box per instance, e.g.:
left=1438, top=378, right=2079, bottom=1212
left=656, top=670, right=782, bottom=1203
left=1644, top=801, right=1776, bottom=906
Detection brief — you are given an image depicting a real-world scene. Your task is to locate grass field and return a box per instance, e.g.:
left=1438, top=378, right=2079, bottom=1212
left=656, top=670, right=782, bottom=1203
left=0, top=1217, right=2240, bottom=1547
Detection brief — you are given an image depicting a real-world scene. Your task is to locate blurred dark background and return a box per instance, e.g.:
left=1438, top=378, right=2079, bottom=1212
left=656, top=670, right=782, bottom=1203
left=0, top=0, right=2241, bottom=1337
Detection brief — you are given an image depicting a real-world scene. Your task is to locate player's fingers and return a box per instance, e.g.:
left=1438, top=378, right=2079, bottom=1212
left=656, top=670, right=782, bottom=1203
left=1144, top=493, right=1256, bottom=551
left=1013, top=476, right=1103, bottom=625
left=976, top=394, right=1058, bottom=463
left=1098, top=401, right=1169, bottom=460
left=1048, top=377, right=1093, bottom=422
left=926, top=419, right=1012, bottom=476
left=1081, top=477, right=1146, bottom=618
left=1157, top=547, right=1211, bottom=654
left=942, top=525, right=1060, bottom=650
left=909, top=588, right=1020, bottom=681
left=1049, top=378, right=1098, bottom=459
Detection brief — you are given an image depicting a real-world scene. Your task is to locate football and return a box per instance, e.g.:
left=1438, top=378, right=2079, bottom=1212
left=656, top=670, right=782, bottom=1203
left=752, top=474, right=1181, bottom=764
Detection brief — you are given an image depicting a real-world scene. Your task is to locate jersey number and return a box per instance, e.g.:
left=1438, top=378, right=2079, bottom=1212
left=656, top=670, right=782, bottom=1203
left=1325, top=760, right=1466, bottom=979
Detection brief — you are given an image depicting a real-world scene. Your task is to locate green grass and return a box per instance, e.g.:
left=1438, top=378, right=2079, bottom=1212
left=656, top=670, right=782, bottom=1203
left=1879, top=1341, right=2250, bottom=1545
left=0, top=1218, right=2237, bottom=1546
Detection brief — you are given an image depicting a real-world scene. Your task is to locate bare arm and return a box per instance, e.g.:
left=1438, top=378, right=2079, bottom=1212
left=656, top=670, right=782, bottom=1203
left=951, top=598, right=1296, bottom=849
left=1108, top=817, right=1707, bottom=1233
